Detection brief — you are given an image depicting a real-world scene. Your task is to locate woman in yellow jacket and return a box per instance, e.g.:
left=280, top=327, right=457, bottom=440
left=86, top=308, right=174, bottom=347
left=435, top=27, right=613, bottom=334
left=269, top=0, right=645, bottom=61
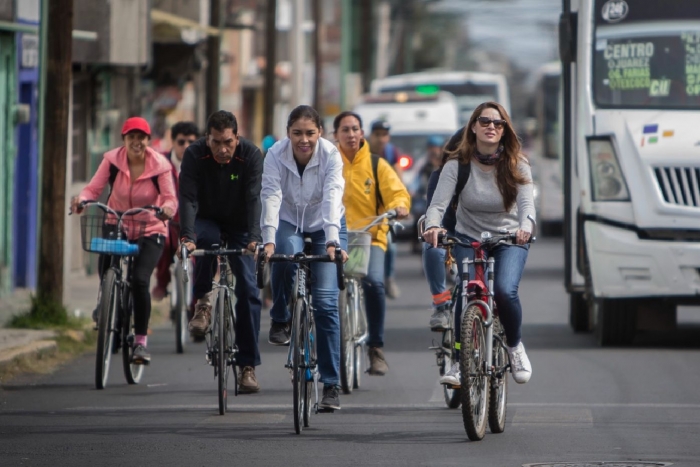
left=333, top=111, right=411, bottom=375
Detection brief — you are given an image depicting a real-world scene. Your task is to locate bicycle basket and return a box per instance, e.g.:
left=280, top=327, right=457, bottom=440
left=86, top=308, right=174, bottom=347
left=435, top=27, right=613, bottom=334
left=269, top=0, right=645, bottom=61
left=344, top=230, right=371, bottom=278
left=80, top=213, right=145, bottom=256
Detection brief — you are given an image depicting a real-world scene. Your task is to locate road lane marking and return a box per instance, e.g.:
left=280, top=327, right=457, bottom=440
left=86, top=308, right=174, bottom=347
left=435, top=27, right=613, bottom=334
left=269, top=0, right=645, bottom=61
left=51, top=402, right=700, bottom=413
left=512, top=407, right=593, bottom=425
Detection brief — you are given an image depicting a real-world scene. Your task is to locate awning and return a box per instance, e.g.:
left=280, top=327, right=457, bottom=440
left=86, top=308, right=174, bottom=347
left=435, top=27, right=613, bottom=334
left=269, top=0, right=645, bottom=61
left=151, top=9, right=219, bottom=44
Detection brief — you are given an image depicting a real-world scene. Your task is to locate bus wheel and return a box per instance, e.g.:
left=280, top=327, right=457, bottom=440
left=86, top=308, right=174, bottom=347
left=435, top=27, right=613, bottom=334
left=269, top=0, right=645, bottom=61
left=595, top=298, right=637, bottom=346
left=569, top=292, right=591, bottom=333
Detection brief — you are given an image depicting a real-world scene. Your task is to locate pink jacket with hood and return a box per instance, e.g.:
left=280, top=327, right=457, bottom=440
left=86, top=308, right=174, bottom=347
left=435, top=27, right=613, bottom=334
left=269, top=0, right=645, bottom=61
left=79, top=146, right=178, bottom=238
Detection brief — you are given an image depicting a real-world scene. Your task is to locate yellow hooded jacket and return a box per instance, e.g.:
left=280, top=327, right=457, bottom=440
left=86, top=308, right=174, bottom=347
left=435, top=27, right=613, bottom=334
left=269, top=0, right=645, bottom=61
left=339, top=140, right=411, bottom=251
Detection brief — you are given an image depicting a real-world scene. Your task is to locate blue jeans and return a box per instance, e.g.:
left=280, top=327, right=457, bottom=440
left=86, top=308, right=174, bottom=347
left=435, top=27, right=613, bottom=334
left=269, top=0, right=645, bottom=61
left=363, top=245, right=386, bottom=348
left=422, top=241, right=451, bottom=306
left=270, top=219, right=347, bottom=385
left=384, top=230, right=396, bottom=279
left=453, top=232, right=529, bottom=348
left=193, top=218, right=262, bottom=368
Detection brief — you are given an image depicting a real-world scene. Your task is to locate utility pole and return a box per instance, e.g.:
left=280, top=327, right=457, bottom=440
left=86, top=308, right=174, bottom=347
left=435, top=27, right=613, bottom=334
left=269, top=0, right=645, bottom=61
left=263, top=0, right=277, bottom=137
left=375, top=1, right=391, bottom=80
left=206, top=0, right=222, bottom=119
left=312, top=0, right=322, bottom=112
left=290, top=0, right=305, bottom=108
left=340, top=0, right=352, bottom=110
left=38, top=0, right=73, bottom=308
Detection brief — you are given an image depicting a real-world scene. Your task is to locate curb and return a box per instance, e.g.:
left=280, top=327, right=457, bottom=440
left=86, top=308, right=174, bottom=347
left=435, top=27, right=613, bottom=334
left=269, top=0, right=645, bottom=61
left=0, top=339, right=58, bottom=368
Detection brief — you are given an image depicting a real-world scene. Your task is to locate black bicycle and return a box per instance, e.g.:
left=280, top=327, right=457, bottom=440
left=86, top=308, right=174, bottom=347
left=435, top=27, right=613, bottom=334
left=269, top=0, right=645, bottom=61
left=75, top=200, right=162, bottom=389
left=188, top=242, right=251, bottom=415
left=256, top=239, right=344, bottom=434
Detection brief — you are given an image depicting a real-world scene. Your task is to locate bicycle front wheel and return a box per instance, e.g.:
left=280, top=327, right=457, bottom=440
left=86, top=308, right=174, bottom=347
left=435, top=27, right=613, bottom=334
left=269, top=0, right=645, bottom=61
left=353, top=285, right=367, bottom=389
left=460, top=305, right=488, bottom=441
left=338, top=288, right=354, bottom=394
left=122, top=292, right=144, bottom=385
left=95, top=269, right=118, bottom=390
left=216, top=290, right=229, bottom=415
left=488, top=317, right=508, bottom=434
left=173, top=261, right=187, bottom=354
left=292, top=299, right=306, bottom=434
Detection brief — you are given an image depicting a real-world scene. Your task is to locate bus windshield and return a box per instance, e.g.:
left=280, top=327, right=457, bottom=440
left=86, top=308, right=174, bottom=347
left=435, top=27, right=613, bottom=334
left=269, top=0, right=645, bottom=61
left=378, top=83, right=499, bottom=125
left=593, top=21, right=700, bottom=109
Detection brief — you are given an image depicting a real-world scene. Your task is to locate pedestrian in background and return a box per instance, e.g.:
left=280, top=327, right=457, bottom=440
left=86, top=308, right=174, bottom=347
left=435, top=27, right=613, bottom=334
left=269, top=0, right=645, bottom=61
left=152, top=121, right=199, bottom=302
left=368, top=119, right=402, bottom=299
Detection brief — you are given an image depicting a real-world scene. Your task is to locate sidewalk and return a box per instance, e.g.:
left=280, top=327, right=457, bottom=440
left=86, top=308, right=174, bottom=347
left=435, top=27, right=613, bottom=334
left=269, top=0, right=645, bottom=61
left=0, top=272, right=100, bottom=369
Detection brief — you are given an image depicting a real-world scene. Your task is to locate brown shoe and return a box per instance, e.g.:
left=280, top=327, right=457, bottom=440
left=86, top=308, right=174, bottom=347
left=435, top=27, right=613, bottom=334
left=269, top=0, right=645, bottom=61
left=238, top=366, right=260, bottom=393
left=368, top=347, right=388, bottom=375
left=188, top=303, right=211, bottom=336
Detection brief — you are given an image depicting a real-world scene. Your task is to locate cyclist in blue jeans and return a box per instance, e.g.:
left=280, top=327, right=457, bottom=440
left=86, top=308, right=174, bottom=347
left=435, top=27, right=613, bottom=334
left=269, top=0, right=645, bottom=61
left=261, top=105, right=348, bottom=410
left=424, top=101, right=535, bottom=386
left=179, top=110, right=264, bottom=394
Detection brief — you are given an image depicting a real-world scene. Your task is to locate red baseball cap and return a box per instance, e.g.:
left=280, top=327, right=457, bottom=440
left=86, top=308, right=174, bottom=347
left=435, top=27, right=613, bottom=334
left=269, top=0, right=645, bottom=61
left=121, top=117, right=151, bottom=136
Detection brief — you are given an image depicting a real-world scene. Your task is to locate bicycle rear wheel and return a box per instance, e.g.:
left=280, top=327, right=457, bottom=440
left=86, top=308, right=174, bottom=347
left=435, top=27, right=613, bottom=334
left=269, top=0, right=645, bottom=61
left=488, top=317, right=508, bottom=434
left=338, top=288, right=354, bottom=394
left=441, top=305, right=461, bottom=409
left=216, top=290, right=229, bottom=415
left=441, top=353, right=461, bottom=409
left=122, top=292, right=144, bottom=384
left=292, top=299, right=306, bottom=434
left=95, top=269, right=118, bottom=390
left=460, top=305, right=488, bottom=441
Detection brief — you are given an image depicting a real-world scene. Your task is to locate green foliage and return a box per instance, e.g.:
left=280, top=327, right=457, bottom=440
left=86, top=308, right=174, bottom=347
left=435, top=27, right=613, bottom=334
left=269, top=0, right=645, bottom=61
left=8, top=294, right=75, bottom=329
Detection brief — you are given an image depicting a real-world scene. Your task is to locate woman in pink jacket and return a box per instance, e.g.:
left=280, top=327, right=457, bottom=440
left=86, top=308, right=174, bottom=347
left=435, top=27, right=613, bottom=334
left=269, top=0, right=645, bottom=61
left=71, top=117, right=178, bottom=364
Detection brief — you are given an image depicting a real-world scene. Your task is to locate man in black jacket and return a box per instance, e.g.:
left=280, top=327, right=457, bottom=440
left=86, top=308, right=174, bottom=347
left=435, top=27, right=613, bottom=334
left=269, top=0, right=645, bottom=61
left=179, top=110, right=263, bottom=393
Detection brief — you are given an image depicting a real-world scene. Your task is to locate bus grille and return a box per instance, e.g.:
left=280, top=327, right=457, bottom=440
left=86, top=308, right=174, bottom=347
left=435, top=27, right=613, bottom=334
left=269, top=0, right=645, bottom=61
left=653, top=166, right=700, bottom=207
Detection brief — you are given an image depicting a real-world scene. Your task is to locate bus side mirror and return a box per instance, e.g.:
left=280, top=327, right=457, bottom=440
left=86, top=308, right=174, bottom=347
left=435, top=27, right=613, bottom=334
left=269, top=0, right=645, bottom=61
left=558, top=11, right=577, bottom=64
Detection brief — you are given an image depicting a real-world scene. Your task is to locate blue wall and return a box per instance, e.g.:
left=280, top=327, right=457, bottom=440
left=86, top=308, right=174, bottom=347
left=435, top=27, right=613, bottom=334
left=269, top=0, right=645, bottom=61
left=13, top=26, right=39, bottom=288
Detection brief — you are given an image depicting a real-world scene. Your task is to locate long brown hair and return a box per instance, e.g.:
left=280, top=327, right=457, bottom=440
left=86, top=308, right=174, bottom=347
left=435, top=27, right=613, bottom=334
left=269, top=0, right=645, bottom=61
left=446, top=101, right=529, bottom=211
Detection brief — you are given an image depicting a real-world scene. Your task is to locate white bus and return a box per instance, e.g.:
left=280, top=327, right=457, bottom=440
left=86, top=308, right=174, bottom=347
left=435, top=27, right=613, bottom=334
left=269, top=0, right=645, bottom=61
left=529, top=61, right=564, bottom=236
left=560, top=0, right=700, bottom=344
left=369, top=71, right=510, bottom=126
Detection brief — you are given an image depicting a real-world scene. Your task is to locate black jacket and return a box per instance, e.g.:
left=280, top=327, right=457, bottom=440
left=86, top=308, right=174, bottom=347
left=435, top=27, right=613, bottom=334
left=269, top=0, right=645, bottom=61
left=179, top=137, right=263, bottom=243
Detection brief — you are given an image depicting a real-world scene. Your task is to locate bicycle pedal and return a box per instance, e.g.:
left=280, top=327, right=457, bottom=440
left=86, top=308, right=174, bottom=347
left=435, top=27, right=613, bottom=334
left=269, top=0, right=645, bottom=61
left=317, top=407, right=335, bottom=413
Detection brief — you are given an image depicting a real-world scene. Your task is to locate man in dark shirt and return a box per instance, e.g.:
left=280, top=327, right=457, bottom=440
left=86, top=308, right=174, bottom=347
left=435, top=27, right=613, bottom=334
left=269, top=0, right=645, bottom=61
left=179, top=110, right=263, bottom=393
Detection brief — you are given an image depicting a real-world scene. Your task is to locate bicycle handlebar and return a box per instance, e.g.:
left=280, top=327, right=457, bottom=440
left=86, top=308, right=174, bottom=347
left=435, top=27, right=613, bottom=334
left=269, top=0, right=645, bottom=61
left=255, top=249, right=345, bottom=291
left=69, top=200, right=163, bottom=217
left=357, top=209, right=402, bottom=232
left=190, top=248, right=254, bottom=257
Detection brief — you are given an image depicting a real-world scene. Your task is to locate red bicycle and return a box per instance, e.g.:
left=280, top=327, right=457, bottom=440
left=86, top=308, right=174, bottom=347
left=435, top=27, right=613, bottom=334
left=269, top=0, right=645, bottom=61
left=425, top=215, right=535, bottom=440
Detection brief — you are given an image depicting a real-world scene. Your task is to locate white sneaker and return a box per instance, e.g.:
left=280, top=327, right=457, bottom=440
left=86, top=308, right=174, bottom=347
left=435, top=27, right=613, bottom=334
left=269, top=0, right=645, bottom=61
left=507, top=342, right=532, bottom=384
left=439, top=362, right=461, bottom=387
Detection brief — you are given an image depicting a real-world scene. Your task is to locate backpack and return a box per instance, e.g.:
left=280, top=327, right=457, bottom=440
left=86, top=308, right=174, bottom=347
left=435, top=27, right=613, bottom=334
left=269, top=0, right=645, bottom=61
left=426, top=162, right=471, bottom=232
left=107, top=163, right=160, bottom=199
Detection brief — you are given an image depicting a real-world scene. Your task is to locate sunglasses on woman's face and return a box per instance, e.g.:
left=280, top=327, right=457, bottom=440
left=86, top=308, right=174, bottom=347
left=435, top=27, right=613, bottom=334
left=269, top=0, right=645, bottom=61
left=476, top=116, right=506, bottom=129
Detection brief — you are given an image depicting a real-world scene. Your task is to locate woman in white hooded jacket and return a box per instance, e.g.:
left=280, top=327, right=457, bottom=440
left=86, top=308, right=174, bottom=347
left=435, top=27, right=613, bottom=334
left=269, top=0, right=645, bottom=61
left=260, top=105, right=347, bottom=410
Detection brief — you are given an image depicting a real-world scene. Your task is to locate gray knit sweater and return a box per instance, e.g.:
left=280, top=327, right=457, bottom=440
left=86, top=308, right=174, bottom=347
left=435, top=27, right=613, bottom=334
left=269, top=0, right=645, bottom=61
left=425, top=159, right=536, bottom=239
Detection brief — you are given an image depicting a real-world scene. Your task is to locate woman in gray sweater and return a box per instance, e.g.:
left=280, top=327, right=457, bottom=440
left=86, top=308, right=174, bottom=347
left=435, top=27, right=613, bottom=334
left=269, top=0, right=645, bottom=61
left=423, top=101, right=535, bottom=386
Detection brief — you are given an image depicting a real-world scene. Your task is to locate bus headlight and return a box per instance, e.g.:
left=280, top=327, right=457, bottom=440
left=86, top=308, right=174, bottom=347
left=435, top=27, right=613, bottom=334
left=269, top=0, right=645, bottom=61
left=587, top=136, right=630, bottom=201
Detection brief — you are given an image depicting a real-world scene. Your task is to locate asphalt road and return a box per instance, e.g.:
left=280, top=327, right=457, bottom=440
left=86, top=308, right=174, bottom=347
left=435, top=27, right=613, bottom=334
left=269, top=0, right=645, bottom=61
left=1, top=238, right=700, bottom=467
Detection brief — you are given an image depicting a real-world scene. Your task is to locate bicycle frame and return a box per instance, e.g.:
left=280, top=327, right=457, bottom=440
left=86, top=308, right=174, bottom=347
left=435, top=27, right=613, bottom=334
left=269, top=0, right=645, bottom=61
left=461, top=241, right=501, bottom=379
